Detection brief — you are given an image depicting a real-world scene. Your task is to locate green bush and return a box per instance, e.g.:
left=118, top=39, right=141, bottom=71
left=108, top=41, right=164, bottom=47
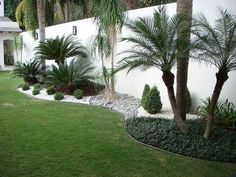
left=32, top=89, right=40, bottom=95
left=141, top=84, right=150, bottom=107
left=73, top=89, right=84, bottom=99
left=144, top=86, right=162, bottom=114
left=198, top=98, right=236, bottom=129
left=46, top=86, right=56, bottom=95
left=186, top=88, right=192, bottom=113
left=22, top=83, right=30, bottom=91
left=54, top=92, right=64, bottom=100
left=33, top=83, right=41, bottom=90
left=125, top=117, right=236, bottom=163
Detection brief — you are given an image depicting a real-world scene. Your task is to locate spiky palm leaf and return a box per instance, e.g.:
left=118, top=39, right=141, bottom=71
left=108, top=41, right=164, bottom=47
left=35, top=35, right=88, bottom=65
left=193, top=8, right=236, bottom=72
left=46, top=57, right=95, bottom=93
left=117, top=6, right=180, bottom=73
left=12, top=59, right=44, bottom=85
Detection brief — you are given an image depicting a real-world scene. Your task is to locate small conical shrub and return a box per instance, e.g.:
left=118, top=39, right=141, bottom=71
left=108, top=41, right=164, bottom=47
left=186, top=87, right=192, bottom=113
left=144, top=86, right=162, bottom=114
left=141, top=84, right=150, bottom=107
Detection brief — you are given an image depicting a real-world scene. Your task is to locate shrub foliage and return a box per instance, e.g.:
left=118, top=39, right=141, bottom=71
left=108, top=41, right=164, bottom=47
left=73, top=89, right=84, bottom=99
left=141, top=84, right=150, bottom=107
left=143, top=86, right=162, bottom=114
left=126, top=117, right=236, bottom=162
left=54, top=92, right=64, bottom=100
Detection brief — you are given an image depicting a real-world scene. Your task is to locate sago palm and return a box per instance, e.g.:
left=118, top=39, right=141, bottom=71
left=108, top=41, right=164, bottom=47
left=46, top=57, right=95, bottom=94
left=193, top=8, right=236, bottom=138
left=117, top=7, right=187, bottom=132
left=34, top=35, right=88, bottom=65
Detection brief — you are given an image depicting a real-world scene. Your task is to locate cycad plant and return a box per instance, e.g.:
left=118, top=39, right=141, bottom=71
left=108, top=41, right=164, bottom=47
left=117, top=7, right=187, bottom=132
left=12, top=59, right=44, bottom=85
left=193, top=8, right=236, bottom=138
left=34, top=35, right=88, bottom=65
left=46, top=58, right=95, bottom=94
left=92, top=0, right=126, bottom=98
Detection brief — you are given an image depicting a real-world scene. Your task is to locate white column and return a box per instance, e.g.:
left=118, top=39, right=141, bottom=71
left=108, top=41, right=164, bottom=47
left=0, top=0, right=4, bottom=17
left=0, top=40, right=4, bottom=69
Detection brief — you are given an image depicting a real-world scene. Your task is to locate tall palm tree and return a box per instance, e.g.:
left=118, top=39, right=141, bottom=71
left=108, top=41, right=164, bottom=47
left=92, top=0, right=126, bottom=98
left=176, top=0, right=193, bottom=121
left=34, top=35, right=88, bottom=65
left=193, top=9, right=236, bottom=138
left=90, top=28, right=111, bottom=92
left=117, top=7, right=187, bottom=132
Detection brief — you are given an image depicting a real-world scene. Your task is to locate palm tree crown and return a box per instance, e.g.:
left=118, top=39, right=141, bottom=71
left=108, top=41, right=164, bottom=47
left=193, top=8, right=236, bottom=73
left=118, top=7, right=181, bottom=72
left=34, top=35, right=88, bottom=65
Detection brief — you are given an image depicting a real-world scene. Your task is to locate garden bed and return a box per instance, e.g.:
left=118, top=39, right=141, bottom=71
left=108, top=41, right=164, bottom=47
left=125, top=117, right=236, bottom=163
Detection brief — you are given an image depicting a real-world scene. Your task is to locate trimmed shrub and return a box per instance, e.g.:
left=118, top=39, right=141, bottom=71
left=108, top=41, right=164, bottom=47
left=33, top=83, right=41, bottom=90
left=125, top=117, right=236, bottom=163
left=32, top=89, right=40, bottom=95
left=141, top=84, right=150, bottom=107
left=186, top=88, right=192, bottom=113
left=22, top=83, right=30, bottom=91
left=144, top=86, right=162, bottom=114
left=46, top=86, right=56, bottom=95
left=54, top=92, right=64, bottom=100
left=73, top=89, right=84, bottom=99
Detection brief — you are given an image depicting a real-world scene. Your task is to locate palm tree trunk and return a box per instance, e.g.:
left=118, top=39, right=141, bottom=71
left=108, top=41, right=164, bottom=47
left=162, top=70, right=188, bottom=133
left=162, top=71, right=176, bottom=114
left=37, top=0, right=45, bottom=41
left=176, top=0, right=192, bottom=121
left=36, top=0, right=46, bottom=74
left=82, top=0, right=88, bottom=18
left=204, top=70, right=228, bottom=139
left=64, top=0, right=69, bottom=22
left=110, top=25, right=117, bottom=98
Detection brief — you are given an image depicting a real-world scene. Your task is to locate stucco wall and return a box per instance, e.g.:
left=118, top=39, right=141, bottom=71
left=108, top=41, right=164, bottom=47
left=20, top=0, right=236, bottom=109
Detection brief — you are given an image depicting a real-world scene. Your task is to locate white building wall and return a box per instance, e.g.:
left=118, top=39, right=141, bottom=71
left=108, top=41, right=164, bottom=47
left=20, top=0, right=236, bottom=109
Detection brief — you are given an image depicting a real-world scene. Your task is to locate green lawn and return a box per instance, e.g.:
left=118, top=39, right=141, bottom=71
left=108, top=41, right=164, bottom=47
left=0, top=72, right=235, bottom=177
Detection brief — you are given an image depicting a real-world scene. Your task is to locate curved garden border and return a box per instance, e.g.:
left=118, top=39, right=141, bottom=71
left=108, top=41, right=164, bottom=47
left=17, top=87, right=235, bottom=164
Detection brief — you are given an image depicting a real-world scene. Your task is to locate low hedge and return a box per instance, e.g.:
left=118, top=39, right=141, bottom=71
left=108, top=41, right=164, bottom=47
left=125, top=117, right=236, bottom=163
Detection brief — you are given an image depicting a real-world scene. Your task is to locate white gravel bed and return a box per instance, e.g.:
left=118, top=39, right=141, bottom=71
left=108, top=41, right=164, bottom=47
left=137, top=106, right=200, bottom=120
left=18, top=87, right=91, bottom=104
left=18, top=87, right=200, bottom=120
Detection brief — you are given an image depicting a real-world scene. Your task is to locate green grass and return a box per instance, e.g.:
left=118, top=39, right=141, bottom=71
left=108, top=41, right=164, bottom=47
left=0, top=72, right=235, bottom=177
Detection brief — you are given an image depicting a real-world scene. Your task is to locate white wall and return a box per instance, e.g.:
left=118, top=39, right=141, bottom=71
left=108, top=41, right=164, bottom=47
left=20, top=0, right=236, bottom=109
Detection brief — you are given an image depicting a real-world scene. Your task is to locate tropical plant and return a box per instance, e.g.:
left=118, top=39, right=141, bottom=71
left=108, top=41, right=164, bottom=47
left=12, top=60, right=44, bottom=85
left=198, top=98, right=236, bottom=129
left=141, top=84, right=150, bottom=107
left=116, top=7, right=187, bottom=132
left=11, top=35, right=24, bottom=62
left=144, top=86, right=162, bottom=114
left=89, top=27, right=111, bottom=94
left=92, top=0, right=126, bottom=98
left=46, top=58, right=95, bottom=94
left=193, top=8, right=236, bottom=138
left=34, top=35, right=88, bottom=65
left=175, top=0, right=193, bottom=121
